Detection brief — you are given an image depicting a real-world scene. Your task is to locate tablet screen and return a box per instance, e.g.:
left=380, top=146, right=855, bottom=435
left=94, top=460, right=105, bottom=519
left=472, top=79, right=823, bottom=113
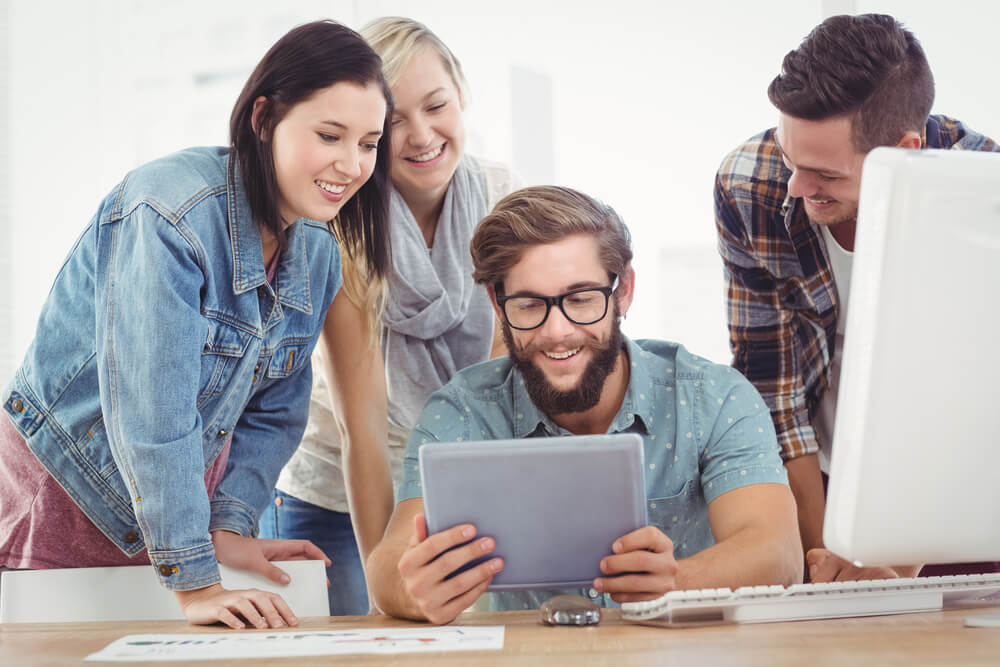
left=419, top=433, right=647, bottom=591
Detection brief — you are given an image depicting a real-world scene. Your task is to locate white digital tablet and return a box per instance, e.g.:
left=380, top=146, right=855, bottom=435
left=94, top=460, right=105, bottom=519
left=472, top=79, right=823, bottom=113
left=419, top=433, right=647, bottom=591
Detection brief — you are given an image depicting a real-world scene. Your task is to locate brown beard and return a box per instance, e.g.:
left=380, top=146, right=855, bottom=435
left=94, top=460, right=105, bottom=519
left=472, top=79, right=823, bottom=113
left=501, top=303, right=624, bottom=416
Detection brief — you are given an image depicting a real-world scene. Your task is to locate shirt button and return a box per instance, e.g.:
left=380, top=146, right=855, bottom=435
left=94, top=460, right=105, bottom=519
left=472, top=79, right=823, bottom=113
left=124, top=531, right=140, bottom=544
left=10, top=398, right=23, bottom=413
left=158, top=564, right=175, bottom=577
left=588, top=587, right=599, bottom=599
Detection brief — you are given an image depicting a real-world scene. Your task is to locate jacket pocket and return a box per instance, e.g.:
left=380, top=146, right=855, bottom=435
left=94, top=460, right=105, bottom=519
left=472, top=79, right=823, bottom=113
left=199, top=319, right=254, bottom=400
left=266, top=339, right=310, bottom=379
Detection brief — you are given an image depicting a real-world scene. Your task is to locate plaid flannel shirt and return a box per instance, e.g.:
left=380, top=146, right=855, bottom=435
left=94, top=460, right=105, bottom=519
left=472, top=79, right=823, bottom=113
left=714, top=115, right=999, bottom=461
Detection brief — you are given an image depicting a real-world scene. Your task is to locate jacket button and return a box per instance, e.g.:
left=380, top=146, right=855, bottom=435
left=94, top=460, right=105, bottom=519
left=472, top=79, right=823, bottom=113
left=158, top=564, right=175, bottom=577
left=218, top=429, right=229, bottom=438
left=124, top=530, right=140, bottom=544
left=10, top=398, right=23, bottom=413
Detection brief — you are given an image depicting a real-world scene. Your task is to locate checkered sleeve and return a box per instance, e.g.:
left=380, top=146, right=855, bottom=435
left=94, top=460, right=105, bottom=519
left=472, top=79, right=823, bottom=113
left=928, top=115, right=1000, bottom=153
left=713, top=135, right=820, bottom=461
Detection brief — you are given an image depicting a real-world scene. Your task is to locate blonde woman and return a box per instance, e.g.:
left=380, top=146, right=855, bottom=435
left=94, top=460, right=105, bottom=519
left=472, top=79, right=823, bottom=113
left=259, top=17, right=519, bottom=615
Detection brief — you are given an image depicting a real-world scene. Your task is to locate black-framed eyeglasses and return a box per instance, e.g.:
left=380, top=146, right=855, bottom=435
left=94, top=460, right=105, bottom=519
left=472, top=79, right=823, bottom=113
left=496, top=275, right=618, bottom=331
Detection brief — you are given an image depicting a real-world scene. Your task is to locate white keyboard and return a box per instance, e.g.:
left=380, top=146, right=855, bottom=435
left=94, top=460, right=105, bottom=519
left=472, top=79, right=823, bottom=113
left=621, top=573, right=1000, bottom=625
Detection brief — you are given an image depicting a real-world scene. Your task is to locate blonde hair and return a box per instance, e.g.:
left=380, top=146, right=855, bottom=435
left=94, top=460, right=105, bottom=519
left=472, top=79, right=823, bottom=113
left=360, top=16, right=469, bottom=104
left=336, top=228, right=386, bottom=347
left=347, top=16, right=469, bottom=342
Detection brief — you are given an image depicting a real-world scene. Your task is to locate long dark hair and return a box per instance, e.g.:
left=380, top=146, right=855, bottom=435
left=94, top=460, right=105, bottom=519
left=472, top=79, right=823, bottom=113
left=230, top=20, right=392, bottom=279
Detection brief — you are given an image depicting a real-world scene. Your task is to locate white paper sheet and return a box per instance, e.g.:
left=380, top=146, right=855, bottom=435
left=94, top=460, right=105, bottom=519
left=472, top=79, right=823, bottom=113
left=84, top=626, right=505, bottom=661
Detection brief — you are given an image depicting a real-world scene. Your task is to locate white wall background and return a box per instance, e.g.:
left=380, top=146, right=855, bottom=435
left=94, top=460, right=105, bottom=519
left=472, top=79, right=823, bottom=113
left=2, top=1, right=997, bottom=383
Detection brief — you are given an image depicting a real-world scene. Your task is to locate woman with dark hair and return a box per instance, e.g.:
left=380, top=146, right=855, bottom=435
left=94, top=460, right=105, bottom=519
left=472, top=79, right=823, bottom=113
left=0, top=20, right=392, bottom=629
left=261, top=16, right=520, bottom=616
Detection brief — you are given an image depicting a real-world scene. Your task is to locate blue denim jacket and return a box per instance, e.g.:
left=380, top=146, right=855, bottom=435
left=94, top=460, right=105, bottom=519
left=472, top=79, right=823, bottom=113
left=2, top=147, right=342, bottom=590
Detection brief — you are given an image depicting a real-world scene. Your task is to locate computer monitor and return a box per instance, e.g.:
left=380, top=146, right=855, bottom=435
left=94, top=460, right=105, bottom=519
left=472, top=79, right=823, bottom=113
left=824, top=146, right=1000, bottom=566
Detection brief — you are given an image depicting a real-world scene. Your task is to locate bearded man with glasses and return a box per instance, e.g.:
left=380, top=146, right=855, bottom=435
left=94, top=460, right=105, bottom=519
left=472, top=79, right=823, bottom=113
left=368, top=186, right=803, bottom=624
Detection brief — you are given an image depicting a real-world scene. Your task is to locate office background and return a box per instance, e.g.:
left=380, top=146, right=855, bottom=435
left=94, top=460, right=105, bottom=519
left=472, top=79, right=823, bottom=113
left=1, top=0, right=996, bottom=383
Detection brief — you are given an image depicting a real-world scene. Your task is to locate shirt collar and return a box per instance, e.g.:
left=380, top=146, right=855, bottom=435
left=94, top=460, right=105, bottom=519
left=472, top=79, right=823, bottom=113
left=226, top=153, right=314, bottom=315
left=510, top=336, right=655, bottom=438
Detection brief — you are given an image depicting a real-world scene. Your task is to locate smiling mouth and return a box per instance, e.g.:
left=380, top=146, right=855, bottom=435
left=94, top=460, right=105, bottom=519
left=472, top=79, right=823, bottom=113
left=406, top=143, right=445, bottom=163
left=543, top=347, right=581, bottom=360
left=316, top=180, right=347, bottom=194
left=806, top=197, right=835, bottom=205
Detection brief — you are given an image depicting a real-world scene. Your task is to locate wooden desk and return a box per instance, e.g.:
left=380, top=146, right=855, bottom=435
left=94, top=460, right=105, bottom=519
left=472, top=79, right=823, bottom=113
left=3, top=605, right=999, bottom=666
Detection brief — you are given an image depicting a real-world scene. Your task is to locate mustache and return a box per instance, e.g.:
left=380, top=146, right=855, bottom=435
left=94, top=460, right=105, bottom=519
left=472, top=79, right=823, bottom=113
left=512, top=336, right=609, bottom=359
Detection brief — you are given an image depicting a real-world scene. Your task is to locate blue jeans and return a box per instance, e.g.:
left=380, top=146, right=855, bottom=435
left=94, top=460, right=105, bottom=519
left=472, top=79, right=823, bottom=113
left=258, top=490, right=369, bottom=616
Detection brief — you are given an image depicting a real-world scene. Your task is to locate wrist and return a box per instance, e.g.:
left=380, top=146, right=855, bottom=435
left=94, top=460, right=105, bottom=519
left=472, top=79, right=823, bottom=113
left=174, top=582, right=224, bottom=607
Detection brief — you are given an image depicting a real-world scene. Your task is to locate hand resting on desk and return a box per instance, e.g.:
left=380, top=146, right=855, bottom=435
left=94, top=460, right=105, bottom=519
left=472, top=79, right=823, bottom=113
left=173, top=530, right=332, bottom=629
left=807, top=548, right=920, bottom=582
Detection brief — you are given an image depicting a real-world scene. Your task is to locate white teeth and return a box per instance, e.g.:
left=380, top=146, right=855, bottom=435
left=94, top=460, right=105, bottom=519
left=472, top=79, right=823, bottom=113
left=544, top=348, right=580, bottom=360
left=807, top=197, right=832, bottom=204
left=316, top=180, right=346, bottom=194
left=408, top=145, right=444, bottom=162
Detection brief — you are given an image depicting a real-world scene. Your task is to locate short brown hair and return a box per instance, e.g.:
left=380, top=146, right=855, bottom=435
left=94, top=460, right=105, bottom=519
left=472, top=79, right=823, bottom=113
left=470, top=186, right=632, bottom=290
left=767, top=13, right=935, bottom=152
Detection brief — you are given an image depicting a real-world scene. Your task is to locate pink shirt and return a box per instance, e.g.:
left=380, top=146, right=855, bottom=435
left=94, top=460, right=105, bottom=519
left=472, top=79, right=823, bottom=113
left=0, top=413, right=230, bottom=569
left=1, top=250, right=277, bottom=570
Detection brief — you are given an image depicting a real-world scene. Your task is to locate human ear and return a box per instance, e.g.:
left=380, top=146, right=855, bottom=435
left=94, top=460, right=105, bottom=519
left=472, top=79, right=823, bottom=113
left=896, top=130, right=922, bottom=150
left=251, top=96, right=270, bottom=141
left=616, top=266, right=636, bottom=318
left=487, top=283, right=504, bottom=320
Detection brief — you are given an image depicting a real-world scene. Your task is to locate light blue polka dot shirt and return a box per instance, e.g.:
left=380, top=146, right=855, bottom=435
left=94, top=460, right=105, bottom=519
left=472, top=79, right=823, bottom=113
left=399, top=337, right=788, bottom=611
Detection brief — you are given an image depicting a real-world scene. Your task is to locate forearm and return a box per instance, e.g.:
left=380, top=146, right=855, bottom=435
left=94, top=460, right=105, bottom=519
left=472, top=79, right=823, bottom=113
left=342, top=436, right=393, bottom=565
left=675, top=524, right=803, bottom=590
left=677, top=483, right=803, bottom=590
left=318, top=287, right=393, bottom=566
left=367, top=533, right=424, bottom=620
left=784, top=454, right=826, bottom=555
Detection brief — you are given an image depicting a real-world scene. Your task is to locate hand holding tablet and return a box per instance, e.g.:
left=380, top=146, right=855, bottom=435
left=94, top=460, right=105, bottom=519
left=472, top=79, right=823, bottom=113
left=395, top=512, right=504, bottom=625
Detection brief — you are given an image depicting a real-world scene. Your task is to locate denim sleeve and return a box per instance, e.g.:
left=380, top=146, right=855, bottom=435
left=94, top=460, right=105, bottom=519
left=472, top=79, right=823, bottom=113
left=699, top=371, right=788, bottom=504
left=211, top=361, right=312, bottom=537
left=96, top=204, right=220, bottom=591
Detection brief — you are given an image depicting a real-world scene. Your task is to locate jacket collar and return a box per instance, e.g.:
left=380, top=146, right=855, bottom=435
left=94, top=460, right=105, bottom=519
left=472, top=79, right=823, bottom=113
left=226, top=153, right=313, bottom=315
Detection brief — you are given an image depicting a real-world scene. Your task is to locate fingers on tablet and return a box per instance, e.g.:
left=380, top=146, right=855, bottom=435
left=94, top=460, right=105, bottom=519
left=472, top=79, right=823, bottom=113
left=615, top=526, right=674, bottom=554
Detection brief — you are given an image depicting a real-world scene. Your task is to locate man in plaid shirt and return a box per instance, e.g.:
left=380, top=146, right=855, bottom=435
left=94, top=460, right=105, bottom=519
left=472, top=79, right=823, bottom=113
left=714, top=13, right=999, bottom=581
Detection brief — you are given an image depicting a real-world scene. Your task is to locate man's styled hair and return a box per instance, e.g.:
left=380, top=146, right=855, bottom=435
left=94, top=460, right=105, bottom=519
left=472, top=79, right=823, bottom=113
left=470, top=186, right=632, bottom=291
left=767, top=13, right=935, bottom=152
